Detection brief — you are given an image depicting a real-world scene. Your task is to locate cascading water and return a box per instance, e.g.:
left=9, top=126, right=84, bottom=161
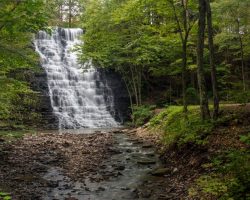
left=34, top=28, right=119, bottom=129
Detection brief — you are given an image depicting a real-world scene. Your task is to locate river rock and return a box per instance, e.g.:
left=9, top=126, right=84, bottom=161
left=108, top=147, right=122, bottom=154
left=151, top=168, right=171, bottom=176
left=126, top=149, right=133, bottom=153
left=137, top=158, right=156, bottom=165
left=142, top=144, right=153, bottom=148
left=121, top=187, right=130, bottom=190
left=115, top=164, right=125, bottom=171
left=97, top=186, right=106, bottom=191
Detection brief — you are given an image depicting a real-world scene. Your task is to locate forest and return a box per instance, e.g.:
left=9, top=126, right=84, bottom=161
left=0, top=0, right=249, bottom=199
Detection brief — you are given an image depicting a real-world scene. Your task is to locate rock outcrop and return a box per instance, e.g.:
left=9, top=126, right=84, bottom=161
left=98, top=68, right=130, bottom=123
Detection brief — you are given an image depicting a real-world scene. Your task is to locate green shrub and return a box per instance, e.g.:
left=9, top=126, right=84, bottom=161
left=186, top=87, right=199, bottom=105
left=190, top=148, right=250, bottom=199
left=132, top=105, right=156, bottom=126
left=0, top=192, right=11, bottom=200
left=227, top=90, right=250, bottom=104
left=149, top=106, right=213, bottom=146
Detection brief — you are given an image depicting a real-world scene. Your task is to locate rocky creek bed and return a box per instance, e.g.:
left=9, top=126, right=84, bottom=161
left=0, top=129, right=173, bottom=200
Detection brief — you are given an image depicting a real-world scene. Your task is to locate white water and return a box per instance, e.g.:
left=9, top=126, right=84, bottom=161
left=34, top=28, right=118, bottom=129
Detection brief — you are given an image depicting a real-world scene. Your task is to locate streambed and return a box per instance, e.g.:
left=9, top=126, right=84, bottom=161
left=43, top=130, right=163, bottom=200
left=0, top=129, right=171, bottom=200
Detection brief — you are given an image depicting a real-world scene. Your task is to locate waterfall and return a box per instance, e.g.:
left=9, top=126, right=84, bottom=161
left=34, top=28, right=119, bottom=129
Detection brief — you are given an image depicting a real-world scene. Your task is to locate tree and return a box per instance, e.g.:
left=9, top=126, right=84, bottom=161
left=206, top=0, right=219, bottom=119
left=213, top=0, right=250, bottom=92
left=80, top=0, right=174, bottom=109
left=167, top=0, right=197, bottom=113
left=46, top=0, right=82, bottom=27
left=0, top=0, right=49, bottom=127
left=197, top=0, right=210, bottom=120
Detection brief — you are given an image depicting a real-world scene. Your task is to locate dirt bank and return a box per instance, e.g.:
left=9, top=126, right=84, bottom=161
left=126, top=104, right=250, bottom=199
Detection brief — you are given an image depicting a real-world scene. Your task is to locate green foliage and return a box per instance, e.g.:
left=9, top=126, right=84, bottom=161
left=0, top=129, right=37, bottom=143
left=227, top=90, right=250, bottom=104
left=186, top=87, right=199, bottom=105
left=0, top=0, right=49, bottom=129
left=240, top=133, right=250, bottom=145
left=149, top=106, right=214, bottom=146
left=132, top=105, right=156, bottom=126
left=190, top=148, right=250, bottom=199
left=0, top=192, right=11, bottom=200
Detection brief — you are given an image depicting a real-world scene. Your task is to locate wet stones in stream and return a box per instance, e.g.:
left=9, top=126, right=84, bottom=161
left=0, top=130, right=168, bottom=200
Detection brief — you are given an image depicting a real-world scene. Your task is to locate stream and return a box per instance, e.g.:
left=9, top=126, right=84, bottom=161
left=42, top=130, right=163, bottom=200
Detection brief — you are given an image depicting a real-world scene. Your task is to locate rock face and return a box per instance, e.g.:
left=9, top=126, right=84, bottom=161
left=30, top=67, right=130, bottom=129
left=30, top=68, right=59, bottom=129
left=98, top=68, right=130, bottom=123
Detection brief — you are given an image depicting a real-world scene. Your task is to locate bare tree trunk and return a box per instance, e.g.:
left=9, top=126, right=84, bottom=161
left=182, top=38, right=188, bottom=113
left=137, top=67, right=142, bottom=105
left=182, top=0, right=188, bottom=113
left=68, top=0, right=72, bottom=28
left=123, top=79, right=133, bottom=112
left=169, top=0, right=189, bottom=114
left=130, top=66, right=139, bottom=106
left=206, top=0, right=219, bottom=119
left=236, top=19, right=246, bottom=91
left=197, top=0, right=210, bottom=120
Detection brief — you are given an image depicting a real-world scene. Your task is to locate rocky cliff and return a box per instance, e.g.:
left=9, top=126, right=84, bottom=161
left=98, top=68, right=130, bottom=123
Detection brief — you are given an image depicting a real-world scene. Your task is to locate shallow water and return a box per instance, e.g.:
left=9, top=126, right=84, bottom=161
left=42, top=131, right=162, bottom=200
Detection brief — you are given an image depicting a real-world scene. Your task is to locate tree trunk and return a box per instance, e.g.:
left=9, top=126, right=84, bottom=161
left=130, top=66, right=139, bottom=106
left=197, top=0, right=210, bottom=120
left=182, top=39, right=188, bottom=113
left=137, top=67, right=142, bottom=105
left=236, top=19, right=246, bottom=91
left=68, top=0, right=72, bottom=28
left=182, top=0, right=188, bottom=113
left=206, top=0, right=219, bottom=119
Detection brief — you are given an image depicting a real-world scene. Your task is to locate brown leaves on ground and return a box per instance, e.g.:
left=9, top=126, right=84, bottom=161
left=128, top=104, right=250, bottom=200
left=0, top=132, right=113, bottom=199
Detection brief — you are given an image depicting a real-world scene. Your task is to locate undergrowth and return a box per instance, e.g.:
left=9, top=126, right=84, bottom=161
left=149, top=106, right=214, bottom=146
left=0, top=129, right=36, bottom=142
left=189, top=134, right=250, bottom=199
left=0, top=191, right=11, bottom=200
left=132, top=105, right=156, bottom=126
left=149, top=105, right=250, bottom=199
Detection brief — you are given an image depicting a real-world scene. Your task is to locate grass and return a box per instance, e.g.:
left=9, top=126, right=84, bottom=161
left=149, top=106, right=214, bottom=146
left=0, top=129, right=36, bottom=142
left=148, top=105, right=250, bottom=199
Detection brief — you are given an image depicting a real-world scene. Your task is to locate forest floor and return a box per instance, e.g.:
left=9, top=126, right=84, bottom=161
left=0, top=129, right=167, bottom=200
left=131, top=104, right=250, bottom=199
left=0, top=104, right=249, bottom=200
left=0, top=132, right=114, bottom=199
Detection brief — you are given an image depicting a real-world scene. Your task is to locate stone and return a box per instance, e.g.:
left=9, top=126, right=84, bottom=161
left=173, top=168, right=178, bottom=173
left=142, top=144, right=153, bottom=148
left=97, top=186, right=106, bottom=191
left=121, top=187, right=130, bottom=190
left=98, top=68, right=130, bottom=122
left=115, top=165, right=125, bottom=171
left=140, top=191, right=152, bottom=198
left=126, top=149, right=133, bottom=153
left=137, top=158, right=156, bottom=165
left=151, top=168, right=171, bottom=176
left=108, top=147, right=122, bottom=154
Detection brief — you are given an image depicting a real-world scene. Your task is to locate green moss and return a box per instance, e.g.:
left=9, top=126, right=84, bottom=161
left=149, top=106, right=214, bottom=146
left=0, top=129, right=36, bottom=141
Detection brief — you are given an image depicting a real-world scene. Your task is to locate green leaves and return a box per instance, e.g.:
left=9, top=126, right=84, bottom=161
left=0, top=0, right=48, bottom=128
left=0, top=192, right=11, bottom=200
